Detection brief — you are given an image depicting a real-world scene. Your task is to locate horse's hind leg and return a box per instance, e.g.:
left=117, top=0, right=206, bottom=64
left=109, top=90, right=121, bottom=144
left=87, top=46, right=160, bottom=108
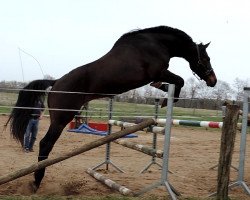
left=31, top=122, right=66, bottom=191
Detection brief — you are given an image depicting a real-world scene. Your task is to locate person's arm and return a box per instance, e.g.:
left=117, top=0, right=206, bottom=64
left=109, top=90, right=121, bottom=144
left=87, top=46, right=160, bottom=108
left=39, top=101, right=45, bottom=119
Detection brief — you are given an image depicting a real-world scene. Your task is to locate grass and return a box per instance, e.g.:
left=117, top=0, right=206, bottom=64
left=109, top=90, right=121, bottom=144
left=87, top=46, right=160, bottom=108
left=87, top=99, right=223, bottom=122
left=0, top=107, right=12, bottom=114
left=0, top=92, right=18, bottom=106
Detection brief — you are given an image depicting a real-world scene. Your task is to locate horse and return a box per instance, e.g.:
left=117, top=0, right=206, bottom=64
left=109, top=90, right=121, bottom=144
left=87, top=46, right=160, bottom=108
left=8, top=25, right=217, bottom=191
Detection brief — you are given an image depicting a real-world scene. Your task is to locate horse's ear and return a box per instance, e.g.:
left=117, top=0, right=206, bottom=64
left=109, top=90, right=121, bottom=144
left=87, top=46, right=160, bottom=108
left=204, top=42, right=211, bottom=48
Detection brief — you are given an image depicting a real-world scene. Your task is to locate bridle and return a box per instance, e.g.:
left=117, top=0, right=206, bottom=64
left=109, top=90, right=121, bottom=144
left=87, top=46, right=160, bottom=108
left=192, top=44, right=214, bottom=81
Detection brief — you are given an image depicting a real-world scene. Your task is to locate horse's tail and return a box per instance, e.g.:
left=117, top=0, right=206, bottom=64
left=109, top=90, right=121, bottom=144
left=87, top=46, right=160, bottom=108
left=8, top=79, right=57, bottom=145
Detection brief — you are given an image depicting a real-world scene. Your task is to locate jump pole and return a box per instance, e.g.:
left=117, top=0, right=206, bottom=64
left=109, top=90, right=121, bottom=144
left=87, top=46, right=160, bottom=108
left=109, top=119, right=165, bottom=134
left=87, top=168, right=134, bottom=196
left=156, top=119, right=242, bottom=129
left=0, top=119, right=155, bottom=185
left=114, top=139, right=164, bottom=158
left=157, top=118, right=223, bottom=128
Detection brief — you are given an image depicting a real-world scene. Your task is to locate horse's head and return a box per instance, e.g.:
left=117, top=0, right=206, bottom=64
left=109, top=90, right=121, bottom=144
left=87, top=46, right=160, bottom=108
left=189, top=42, right=217, bottom=87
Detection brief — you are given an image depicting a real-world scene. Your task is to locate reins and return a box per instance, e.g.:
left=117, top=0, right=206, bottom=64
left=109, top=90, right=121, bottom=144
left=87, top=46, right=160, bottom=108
left=192, top=44, right=213, bottom=81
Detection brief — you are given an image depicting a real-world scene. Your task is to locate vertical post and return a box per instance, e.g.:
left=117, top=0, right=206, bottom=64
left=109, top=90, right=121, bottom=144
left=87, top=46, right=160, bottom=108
left=161, top=85, right=174, bottom=182
left=162, top=84, right=178, bottom=200
left=135, top=84, right=179, bottom=199
left=152, top=99, right=159, bottom=162
left=216, top=105, right=239, bottom=200
left=218, top=87, right=250, bottom=196
left=105, top=97, right=113, bottom=170
left=140, top=98, right=162, bottom=173
left=91, top=97, right=124, bottom=172
left=238, top=91, right=249, bottom=182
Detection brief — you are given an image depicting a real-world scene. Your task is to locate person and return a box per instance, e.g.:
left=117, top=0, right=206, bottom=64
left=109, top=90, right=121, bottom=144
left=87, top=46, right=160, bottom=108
left=23, top=98, right=45, bottom=152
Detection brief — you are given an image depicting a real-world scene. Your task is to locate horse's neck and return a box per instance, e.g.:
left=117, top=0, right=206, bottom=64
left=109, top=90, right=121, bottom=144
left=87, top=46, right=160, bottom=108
left=156, top=34, right=195, bottom=61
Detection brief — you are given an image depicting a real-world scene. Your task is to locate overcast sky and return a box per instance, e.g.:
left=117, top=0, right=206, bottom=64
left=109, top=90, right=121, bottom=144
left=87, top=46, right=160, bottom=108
left=0, top=0, right=249, bottom=85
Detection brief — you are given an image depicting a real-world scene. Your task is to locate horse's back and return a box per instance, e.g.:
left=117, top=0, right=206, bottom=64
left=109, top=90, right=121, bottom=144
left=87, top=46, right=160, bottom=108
left=47, top=39, right=168, bottom=109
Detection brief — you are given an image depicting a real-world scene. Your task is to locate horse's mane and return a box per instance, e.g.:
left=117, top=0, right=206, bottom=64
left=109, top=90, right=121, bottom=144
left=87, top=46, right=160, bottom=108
left=115, top=26, right=193, bottom=45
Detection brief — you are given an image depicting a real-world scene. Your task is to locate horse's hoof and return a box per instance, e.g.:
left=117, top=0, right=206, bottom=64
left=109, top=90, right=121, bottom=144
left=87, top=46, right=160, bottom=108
left=29, top=181, right=38, bottom=193
left=161, top=97, right=179, bottom=108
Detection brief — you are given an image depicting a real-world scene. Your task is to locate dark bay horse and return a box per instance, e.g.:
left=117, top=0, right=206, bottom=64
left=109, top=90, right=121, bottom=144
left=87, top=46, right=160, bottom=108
left=8, top=26, right=217, bottom=191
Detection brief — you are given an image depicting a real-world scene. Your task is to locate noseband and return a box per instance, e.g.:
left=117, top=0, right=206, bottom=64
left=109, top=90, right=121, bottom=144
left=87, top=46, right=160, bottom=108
left=192, top=44, right=214, bottom=81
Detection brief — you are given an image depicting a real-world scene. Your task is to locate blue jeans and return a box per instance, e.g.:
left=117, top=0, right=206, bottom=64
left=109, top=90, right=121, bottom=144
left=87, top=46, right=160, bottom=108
left=24, top=118, right=39, bottom=150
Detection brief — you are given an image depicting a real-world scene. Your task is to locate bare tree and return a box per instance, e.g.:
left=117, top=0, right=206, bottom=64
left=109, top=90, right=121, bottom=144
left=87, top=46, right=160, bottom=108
left=214, top=81, right=232, bottom=100
left=142, top=84, right=154, bottom=104
left=180, top=78, right=200, bottom=99
left=232, top=78, right=249, bottom=101
left=152, top=87, right=166, bottom=98
left=143, top=84, right=153, bottom=97
left=193, top=80, right=232, bottom=110
left=44, top=74, right=55, bottom=80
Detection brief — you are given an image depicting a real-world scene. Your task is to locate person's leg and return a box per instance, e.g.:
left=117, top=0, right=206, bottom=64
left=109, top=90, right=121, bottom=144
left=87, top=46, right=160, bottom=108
left=24, top=119, right=32, bottom=151
left=29, top=119, right=39, bottom=151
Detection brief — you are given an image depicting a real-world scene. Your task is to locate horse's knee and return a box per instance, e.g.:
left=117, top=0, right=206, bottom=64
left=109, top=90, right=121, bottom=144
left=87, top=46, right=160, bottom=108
left=174, top=78, right=184, bottom=98
left=177, top=78, right=184, bottom=88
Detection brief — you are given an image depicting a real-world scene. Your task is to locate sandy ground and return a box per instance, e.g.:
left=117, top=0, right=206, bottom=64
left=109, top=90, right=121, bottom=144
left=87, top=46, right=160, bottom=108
left=0, top=115, right=250, bottom=199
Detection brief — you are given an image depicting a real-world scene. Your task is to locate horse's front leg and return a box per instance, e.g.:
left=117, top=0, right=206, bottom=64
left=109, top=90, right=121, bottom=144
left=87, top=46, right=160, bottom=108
left=151, top=69, right=184, bottom=107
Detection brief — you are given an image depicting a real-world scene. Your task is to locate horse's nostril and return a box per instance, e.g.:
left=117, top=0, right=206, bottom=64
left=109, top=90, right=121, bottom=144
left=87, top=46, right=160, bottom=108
left=207, top=75, right=217, bottom=87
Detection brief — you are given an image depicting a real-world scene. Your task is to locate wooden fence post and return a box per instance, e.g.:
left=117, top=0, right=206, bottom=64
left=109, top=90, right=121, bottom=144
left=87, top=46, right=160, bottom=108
left=217, top=105, right=240, bottom=200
